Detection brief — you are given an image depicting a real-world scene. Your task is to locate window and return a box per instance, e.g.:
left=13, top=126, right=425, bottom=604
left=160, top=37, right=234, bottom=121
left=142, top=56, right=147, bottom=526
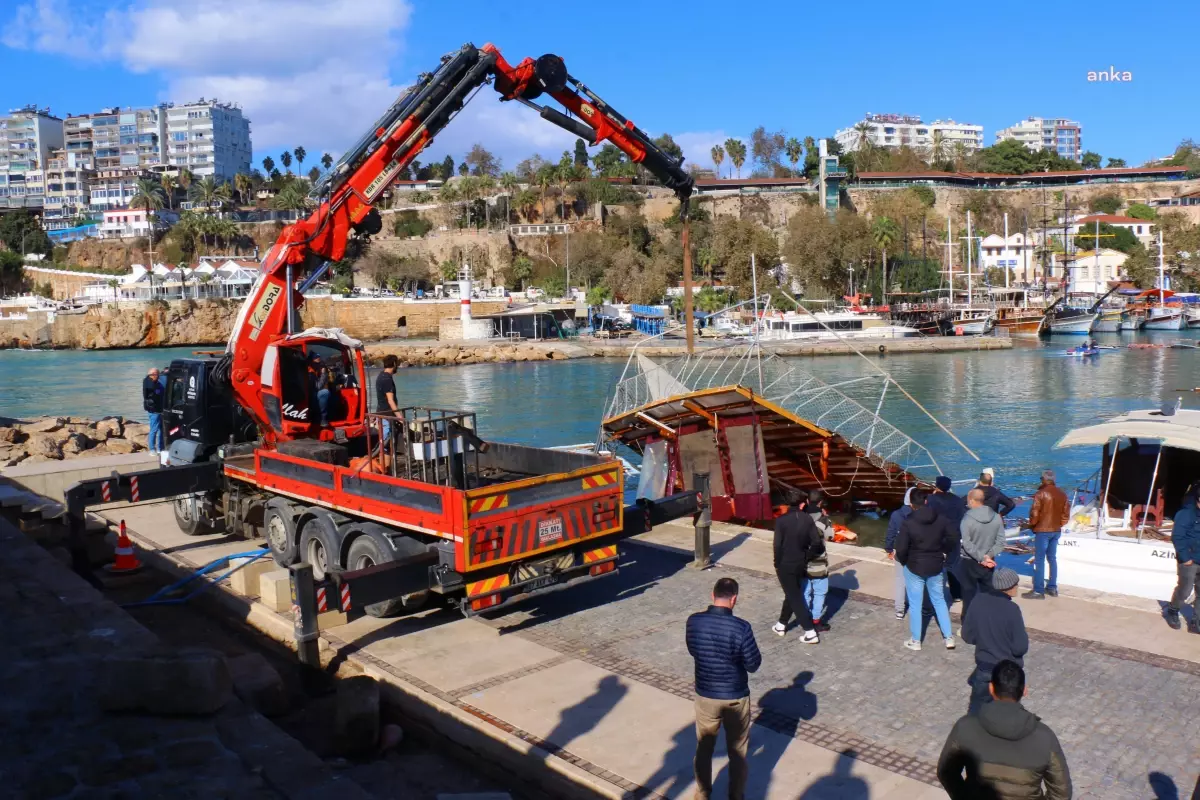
left=1137, top=226, right=1143, bottom=234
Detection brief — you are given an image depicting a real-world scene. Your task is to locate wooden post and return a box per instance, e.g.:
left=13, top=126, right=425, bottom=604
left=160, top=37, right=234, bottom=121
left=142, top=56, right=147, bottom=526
left=682, top=218, right=695, bottom=354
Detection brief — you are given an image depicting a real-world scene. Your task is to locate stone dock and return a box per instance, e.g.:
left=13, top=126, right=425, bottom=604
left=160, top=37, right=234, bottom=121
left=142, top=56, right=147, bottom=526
left=3, top=455, right=1195, bottom=800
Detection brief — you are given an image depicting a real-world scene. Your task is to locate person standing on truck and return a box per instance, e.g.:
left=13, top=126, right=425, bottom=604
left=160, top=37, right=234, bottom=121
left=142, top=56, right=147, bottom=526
left=375, top=354, right=400, bottom=441
left=686, top=577, right=761, bottom=800
left=143, top=367, right=166, bottom=452
left=772, top=491, right=823, bottom=644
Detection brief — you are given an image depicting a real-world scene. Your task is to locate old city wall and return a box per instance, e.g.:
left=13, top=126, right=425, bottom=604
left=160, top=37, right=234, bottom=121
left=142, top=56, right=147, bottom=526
left=0, top=297, right=510, bottom=350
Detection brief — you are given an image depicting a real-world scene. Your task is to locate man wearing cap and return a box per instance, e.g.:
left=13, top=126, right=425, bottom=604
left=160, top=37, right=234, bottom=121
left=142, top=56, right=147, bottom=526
left=962, top=567, right=1028, bottom=714
left=928, top=476, right=967, bottom=603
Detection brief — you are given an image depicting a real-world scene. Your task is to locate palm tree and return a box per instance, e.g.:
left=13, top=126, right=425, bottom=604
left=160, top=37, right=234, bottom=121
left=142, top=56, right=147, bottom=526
left=710, top=144, right=725, bottom=179
left=321, top=152, right=333, bottom=171
left=307, top=166, right=320, bottom=183
left=515, top=188, right=538, bottom=223
left=437, top=183, right=460, bottom=227
left=457, top=176, right=479, bottom=227
left=177, top=168, right=194, bottom=197
left=555, top=162, right=573, bottom=220
left=234, top=173, right=253, bottom=206
left=160, top=174, right=176, bottom=210
left=478, top=175, right=496, bottom=228
left=952, top=141, right=970, bottom=172
left=499, top=172, right=519, bottom=224
left=928, top=130, right=948, bottom=166
left=871, top=216, right=900, bottom=304
left=536, top=165, right=555, bottom=221
left=724, top=138, right=746, bottom=178
left=189, top=176, right=223, bottom=214
left=130, top=177, right=166, bottom=272
left=261, top=156, right=275, bottom=175
left=853, top=121, right=874, bottom=153
left=785, top=137, right=802, bottom=175
left=280, top=151, right=293, bottom=175
left=106, top=278, right=119, bottom=302
left=803, top=136, right=816, bottom=153
left=293, top=146, right=306, bottom=173
left=270, top=183, right=309, bottom=218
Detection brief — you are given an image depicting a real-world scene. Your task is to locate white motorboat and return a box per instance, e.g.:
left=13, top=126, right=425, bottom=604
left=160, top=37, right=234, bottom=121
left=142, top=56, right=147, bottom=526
left=950, top=309, right=995, bottom=336
left=759, top=311, right=918, bottom=342
left=1091, top=308, right=1123, bottom=333
left=1018, top=406, right=1194, bottom=602
left=1144, top=306, right=1185, bottom=331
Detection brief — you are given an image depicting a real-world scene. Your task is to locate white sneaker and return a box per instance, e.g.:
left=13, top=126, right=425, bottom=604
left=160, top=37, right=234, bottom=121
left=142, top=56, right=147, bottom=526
left=945, top=637, right=956, bottom=650
left=772, top=622, right=786, bottom=637
left=904, top=639, right=922, bottom=651
left=895, top=609, right=905, bottom=620
left=801, top=630, right=820, bottom=645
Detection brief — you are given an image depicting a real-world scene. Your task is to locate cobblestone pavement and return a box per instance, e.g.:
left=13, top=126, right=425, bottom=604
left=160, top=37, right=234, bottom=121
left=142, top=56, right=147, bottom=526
left=485, top=541, right=1200, bottom=800
left=0, top=520, right=370, bottom=800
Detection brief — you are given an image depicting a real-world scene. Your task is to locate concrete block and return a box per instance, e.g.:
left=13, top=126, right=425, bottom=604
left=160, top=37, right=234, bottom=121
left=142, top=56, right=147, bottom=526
left=230, top=556, right=274, bottom=597
left=317, top=609, right=347, bottom=630
left=334, top=675, right=379, bottom=756
left=258, top=569, right=292, bottom=613
left=97, top=646, right=232, bottom=716
left=228, top=652, right=289, bottom=718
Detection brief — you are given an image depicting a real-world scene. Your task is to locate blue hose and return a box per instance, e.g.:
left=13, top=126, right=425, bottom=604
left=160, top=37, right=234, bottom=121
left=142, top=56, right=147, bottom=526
left=121, top=549, right=271, bottom=608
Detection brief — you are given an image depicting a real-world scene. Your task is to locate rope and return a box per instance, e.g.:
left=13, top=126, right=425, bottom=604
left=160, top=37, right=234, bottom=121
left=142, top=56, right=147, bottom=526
left=121, top=549, right=269, bottom=608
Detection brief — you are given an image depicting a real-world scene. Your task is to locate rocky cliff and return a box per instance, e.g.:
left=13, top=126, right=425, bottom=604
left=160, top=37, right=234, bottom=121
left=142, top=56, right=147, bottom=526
left=0, top=416, right=150, bottom=468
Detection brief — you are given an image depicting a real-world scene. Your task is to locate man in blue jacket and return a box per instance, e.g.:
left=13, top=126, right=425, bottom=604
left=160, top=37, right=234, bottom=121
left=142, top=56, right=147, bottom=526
left=686, top=577, right=762, bottom=800
left=1166, top=493, right=1200, bottom=633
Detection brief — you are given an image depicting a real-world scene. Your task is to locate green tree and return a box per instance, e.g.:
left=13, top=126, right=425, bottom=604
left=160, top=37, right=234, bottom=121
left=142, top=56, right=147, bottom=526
left=750, top=127, right=786, bottom=175
left=1106, top=157, right=1127, bottom=168
left=1074, top=222, right=1139, bottom=255
left=464, top=143, right=501, bottom=177
left=928, top=130, right=949, bottom=166
left=308, top=166, right=320, bottom=183
left=440, top=155, right=455, bottom=180
left=321, top=152, right=333, bottom=171
left=499, top=172, right=520, bottom=224
left=710, top=144, right=725, bottom=179
left=1126, top=203, right=1157, bottom=220
left=280, top=150, right=293, bottom=174
left=1122, top=244, right=1156, bottom=287
left=457, top=161, right=469, bottom=177
left=293, top=146, right=306, bottom=172
left=871, top=216, right=900, bottom=297
left=439, top=259, right=459, bottom=282
left=130, top=177, right=166, bottom=268
left=393, top=209, right=433, bottom=238
left=511, top=254, right=534, bottom=290
left=782, top=205, right=872, bottom=296
left=910, top=185, right=936, bottom=208
left=188, top=176, right=228, bottom=213
left=160, top=173, right=177, bottom=210
left=585, top=284, right=611, bottom=306
left=106, top=278, right=119, bottom=301
left=974, top=139, right=1035, bottom=174
left=784, top=137, right=802, bottom=176
left=261, top=156, right=275, bottom=175
left=1081, top=151, right=1102, bottom=169
left=540, top=273, right=566, bottom=299
left=234, top=173, right=253, bottom=206
left=724, top=138, right=746, bottom=178
left=573, top=139, right=589, bottom=169
left=0, top=249, right=24, bottom=294
left=653, top=133, right=683, bottom=161
left=270, top=183, right=310, bottom=215
left=0, top=210, right=51, bottom=256
left=1088, top=193, right=1123, bottom=214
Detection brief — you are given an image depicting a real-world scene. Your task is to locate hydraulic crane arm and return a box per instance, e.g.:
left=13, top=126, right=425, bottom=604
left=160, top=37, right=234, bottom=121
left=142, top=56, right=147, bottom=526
left=226, top=42, right=694, bottom=443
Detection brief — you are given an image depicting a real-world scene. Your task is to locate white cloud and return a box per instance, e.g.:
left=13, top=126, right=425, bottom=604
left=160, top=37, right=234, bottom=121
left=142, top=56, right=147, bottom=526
left=673, top=130, right=735, bottom=171
left=417, top=96, right=580, bottom=174
left=1, top=0, right=108, bottom=54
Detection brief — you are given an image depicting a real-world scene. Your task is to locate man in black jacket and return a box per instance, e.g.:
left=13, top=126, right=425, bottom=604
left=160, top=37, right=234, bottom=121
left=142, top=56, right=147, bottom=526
left=977, top=470, right=1017, bottom=517
left=772, top=493, right=823, bottom=644
left=937, top=661, right=1072, bottom=800
left=962, top=567, right=1029, bottom=715
left=143, top=367, right=166, bottom=453
left=896, top=489, right=958, bottom=650
left=686, top=577, right=762, bottom=800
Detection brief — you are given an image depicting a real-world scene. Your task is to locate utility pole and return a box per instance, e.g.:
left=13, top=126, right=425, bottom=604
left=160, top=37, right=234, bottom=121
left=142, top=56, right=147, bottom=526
left=1003, top=212, right=1010, bottom=289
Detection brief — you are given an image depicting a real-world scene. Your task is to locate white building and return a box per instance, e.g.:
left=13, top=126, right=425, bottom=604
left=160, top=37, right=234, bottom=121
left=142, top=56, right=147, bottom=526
left=163, top=100, right=252, bottom=180
left=82, top=258, right=258, bottom=302
left=994, top=117, right=1082, bottom=162
left=98, top=208, right=178, bottom=240
left=0, top=105, right=64, bottom=209
left=978, top=232, right=1038, bottom=284
left=1070, top=214, right=1154, bottom=246
left=834, top=113, right=984, bottom=155
left=1052, top=249, right=1128, bottom=294
left=35, top=148, right=95, bottom=231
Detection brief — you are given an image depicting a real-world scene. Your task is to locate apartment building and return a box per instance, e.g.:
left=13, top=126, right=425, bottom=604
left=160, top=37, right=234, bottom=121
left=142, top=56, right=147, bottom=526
left=162, top=100, right=252, bottom=180
left=994, top=117, right=1083, bottom=162
left=89, top=167, right=157, bottom=211
left=37, top=149, right=96, bottom=231
left=834, top=113, right=984, bottom=155
left=0, top=105, right=64, bottom=209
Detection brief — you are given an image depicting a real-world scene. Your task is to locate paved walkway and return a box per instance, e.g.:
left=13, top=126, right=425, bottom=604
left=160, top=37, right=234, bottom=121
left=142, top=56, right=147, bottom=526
left=0, top=516, right=371, bottom=800
left=95, top=503, right=1200, bottom=799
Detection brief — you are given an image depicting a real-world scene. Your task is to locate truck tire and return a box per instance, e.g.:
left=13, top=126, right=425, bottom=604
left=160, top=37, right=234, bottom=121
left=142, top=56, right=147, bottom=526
left=345, top=527, right=431, bottom=618
left=173, top=493, right=213, bottom=537
left=298, top=511, right=340, bottom=582
left=264, top=500, right=299, bottom=567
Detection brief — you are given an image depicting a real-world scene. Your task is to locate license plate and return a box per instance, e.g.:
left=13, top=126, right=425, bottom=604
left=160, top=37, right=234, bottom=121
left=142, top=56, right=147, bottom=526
left=537, top=516, right=564, bottom=546
left=515, top=552, right=575, bottom=583
left=523, top=574, right=560, bottom=592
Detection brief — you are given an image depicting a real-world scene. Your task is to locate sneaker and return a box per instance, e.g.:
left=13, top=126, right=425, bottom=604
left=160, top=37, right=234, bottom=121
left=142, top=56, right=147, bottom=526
left=904, top=639, right=922, bottom=651
left=813, top=619, right=831, bottom=633
left=944, top=636, right=956, bottom=650
left=1021, top=591, right=1046, bottom=600
left=895, top=609, right=906, bottom=620
left=1188, top=620, right=1200, bottom=635
left=772, top=622, right=787, bottom=637
left=801, top=630, right=820, bottom=645
left=1046, top=587, right=1059, bottom=597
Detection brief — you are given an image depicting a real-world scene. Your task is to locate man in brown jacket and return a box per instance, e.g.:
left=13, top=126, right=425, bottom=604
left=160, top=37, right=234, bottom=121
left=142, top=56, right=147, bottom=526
left=1021, top=470, right=1070, bottom=599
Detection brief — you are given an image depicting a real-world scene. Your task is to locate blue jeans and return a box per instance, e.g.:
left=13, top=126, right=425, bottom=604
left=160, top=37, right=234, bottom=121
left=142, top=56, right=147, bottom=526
left=903, top=566, right=952, bottom=641
left=805, top=576, right=829, bottom=621
left=316, top=389, right=331, bottom=425
left=1033, top=532, right=1060, bottom=594
left=147, top=412, right=164, bottom=453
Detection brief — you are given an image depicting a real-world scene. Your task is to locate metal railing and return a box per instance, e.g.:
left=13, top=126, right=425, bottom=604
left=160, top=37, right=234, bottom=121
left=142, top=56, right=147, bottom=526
left=363, top=407, right=483, bottom=488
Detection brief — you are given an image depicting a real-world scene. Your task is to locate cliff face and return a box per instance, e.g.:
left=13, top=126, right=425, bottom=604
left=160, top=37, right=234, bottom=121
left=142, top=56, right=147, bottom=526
left=72, top=301, right=239, bottom=349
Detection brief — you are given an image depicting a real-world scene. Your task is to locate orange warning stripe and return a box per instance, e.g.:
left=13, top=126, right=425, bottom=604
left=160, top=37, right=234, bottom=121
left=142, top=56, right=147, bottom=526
left=469, top=494, right=510, bottom=514
left=581, top=472, right=618, bottom=490
left=583, top=544, right=618, bottom=564
left=466, top=573, right=511, bottom=598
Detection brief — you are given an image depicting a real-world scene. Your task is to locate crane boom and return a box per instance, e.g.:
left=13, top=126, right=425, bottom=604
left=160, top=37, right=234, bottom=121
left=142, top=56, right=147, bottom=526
left=225, top=42, right=693, bottom=445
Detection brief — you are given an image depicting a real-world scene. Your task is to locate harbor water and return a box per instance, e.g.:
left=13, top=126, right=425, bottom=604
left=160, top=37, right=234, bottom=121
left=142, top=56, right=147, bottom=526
left=2, top=333, right=1199, bottom=520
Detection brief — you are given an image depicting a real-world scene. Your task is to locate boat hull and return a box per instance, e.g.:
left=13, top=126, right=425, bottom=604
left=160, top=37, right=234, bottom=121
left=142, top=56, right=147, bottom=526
left=1047, top=314, right=1095, bottom=335
left=998, top=532, right=1177, bottom=602
left=995, top=318, right=1043, bottom=337
left=1119, top=314, right=1144, bottom=331
left=1144, top=310, right=1184, bottom=330
left=1091, top=311, right=1122, bottom=333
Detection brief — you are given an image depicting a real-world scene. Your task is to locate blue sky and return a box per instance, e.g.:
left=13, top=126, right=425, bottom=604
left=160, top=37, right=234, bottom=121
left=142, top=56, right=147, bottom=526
left=2, top=0, right=1192, bottom=174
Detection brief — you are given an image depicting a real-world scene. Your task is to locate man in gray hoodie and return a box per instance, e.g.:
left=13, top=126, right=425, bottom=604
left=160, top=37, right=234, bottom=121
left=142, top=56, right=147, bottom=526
left=958, top=488, right=1007, bottom=621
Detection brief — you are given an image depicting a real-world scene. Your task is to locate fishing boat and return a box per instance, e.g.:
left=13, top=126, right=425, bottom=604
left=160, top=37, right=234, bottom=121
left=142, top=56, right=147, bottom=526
left=990, top=289, right=1045, bottom=337
left=1119, top=308, right=1146, bottom=331
left=1005, top=405, right=1192, bottom=602
left=1039, top=287, right=1118, bottom=336
left=1143, top=232, right=1184, bottom=331
left=1091, top=307, right=1123, bottom=333
left=949, top=308, right=995, bottom=336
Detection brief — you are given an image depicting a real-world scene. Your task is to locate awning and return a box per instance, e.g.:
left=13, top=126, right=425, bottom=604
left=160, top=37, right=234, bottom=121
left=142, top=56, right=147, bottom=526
left=1054, top=412, right=1200, bottom=452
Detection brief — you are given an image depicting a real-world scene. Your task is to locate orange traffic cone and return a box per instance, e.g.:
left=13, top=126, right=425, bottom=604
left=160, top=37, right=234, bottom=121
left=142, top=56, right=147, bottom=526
left=105, top=520, right=143, bottom=574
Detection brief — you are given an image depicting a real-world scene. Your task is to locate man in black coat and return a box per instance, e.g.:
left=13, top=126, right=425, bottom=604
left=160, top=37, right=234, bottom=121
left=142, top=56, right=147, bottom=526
left=772, top=492, right=824, bottom=644
left=686, top=577, right=762, bottom=800
left=962, top=567, right=1029, bottom=715
left=895, top=489, right=959, bottom=649
left=977, top=470, right=1017, bottom=517
left=928, top=476, right=967, bottom=601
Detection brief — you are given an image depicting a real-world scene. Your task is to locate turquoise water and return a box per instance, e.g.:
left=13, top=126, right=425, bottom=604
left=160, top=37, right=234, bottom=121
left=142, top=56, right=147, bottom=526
left=2, top=333, right=1199, bottom=499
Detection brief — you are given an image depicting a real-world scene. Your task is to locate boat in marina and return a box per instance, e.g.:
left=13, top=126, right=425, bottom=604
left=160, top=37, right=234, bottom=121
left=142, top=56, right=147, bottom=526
left=1142, top=233, right=1184, bottom=331
left=1091, top=307, right=1123, bottom=333
left=1041, top=300, right=1097, bottom=335
left=949, top=307, right=994, bottom=336
left=990, top=289, right=1046, bottom=338
left=758, top=310, right=918, bottom=342
left=1005, top=405, right=1193, bottom=602
left=1119, top=308, right=1146, bottom=331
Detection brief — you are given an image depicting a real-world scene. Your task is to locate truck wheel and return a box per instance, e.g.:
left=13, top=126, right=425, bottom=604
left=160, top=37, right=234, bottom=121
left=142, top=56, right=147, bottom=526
left=299, top=512, right=340, bottom=582
left=173, top=493, right=213, bottom=537
left=346, top=530, right=430, bottom=618
left=264, top=500, right=299, bottom=567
